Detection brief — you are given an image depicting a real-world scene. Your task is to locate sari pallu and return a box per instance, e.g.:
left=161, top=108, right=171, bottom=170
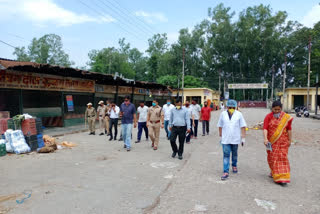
left=266, top=112, right=293, bottom=183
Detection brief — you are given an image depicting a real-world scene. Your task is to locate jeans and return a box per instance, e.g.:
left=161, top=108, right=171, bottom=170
left=137, top=122, right=148, bottom=141
left=164, top=120, right=171, bottom=138
left=122, top=123, right=133, bottom=149
left=109, top=118, right=118, bottom=139
left=170, top=126, right=186, bottom=156
left=222, top=144, right=238, bottom=173
left=202, top=120, right=209, bottom=135
left=191, top=120, right=199, bottom=137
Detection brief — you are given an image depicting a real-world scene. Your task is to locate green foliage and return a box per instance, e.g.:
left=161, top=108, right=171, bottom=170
left=13, top=34, right=73, bottom=67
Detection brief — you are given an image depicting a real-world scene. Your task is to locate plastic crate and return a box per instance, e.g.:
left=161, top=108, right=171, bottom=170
left=25, top=135, right=38, bottom=151
left=35, top=118, right=43, bottom=134
left=0, top=143, right=6, bottom=157
left=37, top=134, right=44, bottom=148
left=21, top=119, right=37, bottom=136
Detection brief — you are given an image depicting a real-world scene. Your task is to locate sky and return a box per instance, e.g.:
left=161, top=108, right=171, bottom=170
left=0, top=0, right=320, bottom=68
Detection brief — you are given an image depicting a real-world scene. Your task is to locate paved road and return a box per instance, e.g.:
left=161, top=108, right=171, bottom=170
left=1, top=108, right=320, bottom=214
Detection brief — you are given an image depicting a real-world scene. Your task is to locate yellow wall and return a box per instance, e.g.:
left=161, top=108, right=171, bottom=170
left=283, top=88, right=318, bottom=112
left=172, top=88, right=220, bottom=105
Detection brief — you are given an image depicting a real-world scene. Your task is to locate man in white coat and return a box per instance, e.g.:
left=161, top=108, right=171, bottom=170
left=217, top=99, right=247, bottom=180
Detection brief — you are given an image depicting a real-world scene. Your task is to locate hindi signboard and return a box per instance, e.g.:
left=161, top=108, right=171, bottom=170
left=0, top=70, right=95, bottom=93
left=228, top=83, right=268, bottom=89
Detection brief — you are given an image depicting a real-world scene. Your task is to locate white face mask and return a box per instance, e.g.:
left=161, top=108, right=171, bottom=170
left=273, top=113, right=280, bottom=118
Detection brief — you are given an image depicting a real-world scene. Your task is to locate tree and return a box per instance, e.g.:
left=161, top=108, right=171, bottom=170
left=13, top=34, right=73, bottom=67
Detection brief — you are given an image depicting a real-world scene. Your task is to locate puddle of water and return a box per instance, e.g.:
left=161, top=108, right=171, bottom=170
left=254, top=199, right=276, bottom=211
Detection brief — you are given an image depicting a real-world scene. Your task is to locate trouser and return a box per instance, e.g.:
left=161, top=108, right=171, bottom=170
left=186, top=119, right=193, bottom=142
left=137, top=122, right=148, bottom=141
left=191, top=120, right=199, bottom=137
left=170, top=126, right=186, bottom=156
left=99, top=116, right=105, bottom=133
left=202, top=120, right=209, bottom=135
left=222, top=144, right=239, bottom=173
left=149, top=122, right=160, bottom=147
left=109, top=118, right=118, bottom=139
left=164, top=120, right=171, bottom=138
left=105, top=117, right=110, bottom=134
left=88, top=117, right=95, bottom=133
left=122, top=123, right=133, bottom=148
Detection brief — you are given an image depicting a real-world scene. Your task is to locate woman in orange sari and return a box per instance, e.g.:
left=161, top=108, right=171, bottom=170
left=263, top=101, right=293, bottom=186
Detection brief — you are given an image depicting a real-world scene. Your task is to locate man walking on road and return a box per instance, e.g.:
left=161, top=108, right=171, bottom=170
left=120, top=96, right=137, bottom=151
left=190, top=99, right=201, bottom=139
left=108, top=101, right=120, bottom=141
left=184, top=100, right=194, bottom=144
left=135, top=101, right=149, bottom=143
left=85, top=103, right=97, bottom=135
left=217, top=99, right=247, bottom=180
left=105, top=100, right=111, bottom=136
left=147, top=99, right=164, bottom=150
left=200, top=101, right=212, bottom=136
left=169, top=99, right=191, bottom=160
left=97, top=101, right=106, bottom=136
left=163, top=99, right=175, bottom=140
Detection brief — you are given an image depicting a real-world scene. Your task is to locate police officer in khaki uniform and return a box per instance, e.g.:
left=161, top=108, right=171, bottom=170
left=97, top=101, right=106, bottom=136
left=105, top=100, right=111, bottom=136
left=147, top=99, right=164, bottom=150
left=85, top=103, right=97, bottom=135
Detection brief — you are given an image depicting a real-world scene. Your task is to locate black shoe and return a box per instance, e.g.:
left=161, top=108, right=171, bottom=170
left=114, top=137, right=117, bottom=141
left=202, top=134, right=205, bottom=136
left=92, top=132, right=95, bottom=135
left=171, top=152, right=177, bottom=158
left=178, top=155, right=183, bottom=160
left=124, top=145, right=127, bottom=148
left=89, top=132, right=93, bottom=135
left=135, top=140, right=141, bottom=143
left=127, top=148, right=131, bottom=152
left=99, top=133, right=104, bottom=136
left=109, top=137, right=113, bottom=141
left=119, top=138, right=123, bottom=141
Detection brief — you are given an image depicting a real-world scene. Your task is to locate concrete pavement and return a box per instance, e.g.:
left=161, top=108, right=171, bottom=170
left=1, top=108, right=319, bottom=214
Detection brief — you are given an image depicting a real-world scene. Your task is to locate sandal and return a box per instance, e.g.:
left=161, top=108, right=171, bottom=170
left=232, top=167, right=238, bottom=173
left=221, top=173, right=229, bottom=180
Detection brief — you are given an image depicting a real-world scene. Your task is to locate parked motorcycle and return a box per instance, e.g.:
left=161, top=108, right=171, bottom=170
left=295, top=106, right=309, bottom=118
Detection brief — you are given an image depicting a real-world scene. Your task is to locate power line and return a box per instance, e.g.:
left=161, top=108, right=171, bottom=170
left=0, top=39, right=16, bottom=49
left=110, top=0, right=157, bottom=34
left=102, top=0, right=156, bottom=36
left=77, top=0, right=144, bottom=41
left=98, top=0, right=154, bottom=37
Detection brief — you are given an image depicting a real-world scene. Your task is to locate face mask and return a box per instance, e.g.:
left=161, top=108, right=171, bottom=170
left=152, top=102, right=156, bottom=107
left=140, top=104, right=144, bottom=107
left=185, top=104, right=190, bottom=107
left=273, top=113, right=280, bottom=118
left=204, top=104, right=207, bottom=107
left=167, top=102, right=171, bottom=105
left=228, top=109, right=235, bottom=114
left=176, top=106, right=181, bottom=110
left=192, top=102, right=195, bottom=105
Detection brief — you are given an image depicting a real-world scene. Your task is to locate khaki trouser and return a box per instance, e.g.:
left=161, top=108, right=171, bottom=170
left=99, top=116, right=105, bottom=133
left=149, top=122, right=161, bottom=147
left=105, top=117, right=110, bottom=134
left=88, top=117, right=95, bottom=133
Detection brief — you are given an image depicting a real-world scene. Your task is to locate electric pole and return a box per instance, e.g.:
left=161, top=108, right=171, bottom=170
left=307, top=36, right=311, bottom=110
left=218, top=69, right=221, bottom=98
left=182, top=48, right=185, bottom=103
left=283, top=51, right=287, bottom=109
left=271, top=65, right=275, bottom=101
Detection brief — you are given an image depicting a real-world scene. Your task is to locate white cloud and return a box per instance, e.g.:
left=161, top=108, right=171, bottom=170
left=134, top=10, right=168, bottom=23
left=0, top=0, right=115, bottom=27
left=301, top=4, right=320, bottom=28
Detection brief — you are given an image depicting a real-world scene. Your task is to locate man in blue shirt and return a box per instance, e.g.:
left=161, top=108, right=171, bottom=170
left=120, top=96, right=137, bottom=151
left=169, top=99, right=191, bottom=160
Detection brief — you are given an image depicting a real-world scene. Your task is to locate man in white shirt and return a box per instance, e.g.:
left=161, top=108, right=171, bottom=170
left=190, top=99, right=201, bottom=139
left=135, top=101, right=149, bottom=143
left=163, top=99, right=175, bottom=140
left=108, top=100, right=120, bottom=141
left=217, top=99, right=247, bottom=180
